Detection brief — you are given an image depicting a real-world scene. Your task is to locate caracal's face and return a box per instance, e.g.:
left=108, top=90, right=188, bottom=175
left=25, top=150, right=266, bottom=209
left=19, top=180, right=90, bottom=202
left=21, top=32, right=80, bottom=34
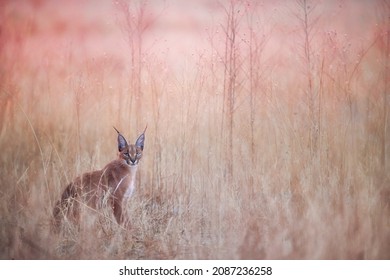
left=120, top=144, right=143, bottom=166
left=116, top=126, right=145, bottom=167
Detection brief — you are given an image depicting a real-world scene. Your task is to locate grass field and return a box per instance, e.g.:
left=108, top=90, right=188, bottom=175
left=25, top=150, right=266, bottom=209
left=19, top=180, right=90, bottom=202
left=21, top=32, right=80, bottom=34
left=0, top=0, right=389, bottom=259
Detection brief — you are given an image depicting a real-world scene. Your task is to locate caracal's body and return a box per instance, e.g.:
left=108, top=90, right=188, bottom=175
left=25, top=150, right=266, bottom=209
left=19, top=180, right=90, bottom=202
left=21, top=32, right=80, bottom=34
left=53, top=127, right=146, bottom=230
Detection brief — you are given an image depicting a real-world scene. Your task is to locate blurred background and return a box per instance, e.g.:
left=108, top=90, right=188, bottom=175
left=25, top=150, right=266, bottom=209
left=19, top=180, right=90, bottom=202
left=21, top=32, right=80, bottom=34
left=0, top=0, right=389, bottom=259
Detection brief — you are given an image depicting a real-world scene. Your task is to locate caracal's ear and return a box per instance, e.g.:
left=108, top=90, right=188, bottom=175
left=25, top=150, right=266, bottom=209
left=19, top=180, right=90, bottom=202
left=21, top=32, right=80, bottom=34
left=135, top=125, right=147, bottom=151
left=113, top=126, right=128, bottom=152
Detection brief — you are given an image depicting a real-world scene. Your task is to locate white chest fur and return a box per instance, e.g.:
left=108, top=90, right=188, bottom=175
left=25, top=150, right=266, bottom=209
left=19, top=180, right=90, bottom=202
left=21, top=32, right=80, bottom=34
left=123, top=177, right=135, bottom=198
left=123, top=165, right=138, bottom=199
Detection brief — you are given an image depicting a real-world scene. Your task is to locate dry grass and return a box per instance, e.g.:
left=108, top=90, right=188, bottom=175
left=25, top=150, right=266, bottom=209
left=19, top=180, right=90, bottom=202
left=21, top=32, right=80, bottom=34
left=0, top=0, right=389, bottom=259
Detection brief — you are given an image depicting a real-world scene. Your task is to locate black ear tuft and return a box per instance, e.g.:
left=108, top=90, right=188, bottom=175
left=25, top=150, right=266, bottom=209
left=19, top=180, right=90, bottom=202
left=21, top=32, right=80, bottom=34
left=114, top=127, right=128, bottom=152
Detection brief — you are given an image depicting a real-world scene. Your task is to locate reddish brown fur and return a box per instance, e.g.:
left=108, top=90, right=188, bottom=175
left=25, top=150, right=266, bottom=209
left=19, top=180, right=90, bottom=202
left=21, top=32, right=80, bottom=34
left=52, top=130, right=145, bottom=232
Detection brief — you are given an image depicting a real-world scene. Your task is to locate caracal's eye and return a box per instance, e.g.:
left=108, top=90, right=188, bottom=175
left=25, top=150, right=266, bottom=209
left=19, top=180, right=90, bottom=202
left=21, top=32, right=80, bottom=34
left=124, top=152, right=130, bottom=158
left=136, top=152, right=142, bottom=158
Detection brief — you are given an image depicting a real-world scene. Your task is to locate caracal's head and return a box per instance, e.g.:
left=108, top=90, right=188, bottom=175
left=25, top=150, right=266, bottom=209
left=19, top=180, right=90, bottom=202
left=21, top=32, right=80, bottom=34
left=114, top=126, right=146, bottom=166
